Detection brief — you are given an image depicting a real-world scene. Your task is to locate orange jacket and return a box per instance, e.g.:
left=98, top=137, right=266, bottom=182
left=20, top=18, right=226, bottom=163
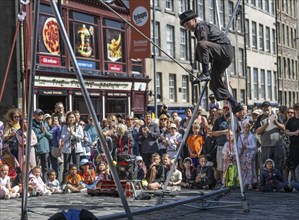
left=186, top=135, right=204, bottom=158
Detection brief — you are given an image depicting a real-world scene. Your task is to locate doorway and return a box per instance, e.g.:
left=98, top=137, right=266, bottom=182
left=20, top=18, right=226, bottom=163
left=38, top=95, right=67, bottom=114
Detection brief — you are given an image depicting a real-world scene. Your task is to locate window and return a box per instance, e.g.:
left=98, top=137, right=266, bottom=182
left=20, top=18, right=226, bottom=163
left=208, top=0, right=215, bottom=24
left=259, top=24, right=264, bottom=51
left=179, top=0, right=186, bottom=14
left=151, top=0, right=159, bottom=7
left=180, top=29, right=187, bottom=60
left=274, top=72, right=277, bottom=100
left=251, top=0, right=256, bottom=7
left=271, top=0, right=275, bottom=15
left=247, top=67, right=252, bottom=99
left=236, top=6, right=242, bottom=32
left=265, top=0, right=270, bottom=12
left=228, top=1, right=235, bottom=30
left=218, top=0, right=225, bottom=27
left=282, top=24, right=285, bottom=45
left=166, top=25, right=175, bottom=57
left=166, top=0, right=174, bottom=11
left=267, top=70, right=272, bottom=99
left=291, top=28, right=294, bottom=48
left=286, top=26, right=289, bottom=47
left=182, top=75, right=189, bottom=102
left=232, top=89, right=237, bottom=101
left=228, top=47, right=235, bottom=74
left=258, top=0, right=263, bottom=10
left=261, top=69, right=265, bottom=99
left=238, top=48, right=244, bottom=76
left=151, top=21, right=160, bottom=56
left=253, top=68, right=258, bottom=99
left=252, top=21, right=257, bottom=49
left=272, top=29, right=276, bottom=54
left=277, top=22, right=281, bottom=44
left=266, top=27, right=270, bottom=52
left=157, top=72, right=162, bottom=101
left=197, top=0, right=205, bottom=20
left=245, top=19, right=250, bottom=47
left=240, top=89, right=245, bottom=104
left=169, top=74, right=176, bottom=101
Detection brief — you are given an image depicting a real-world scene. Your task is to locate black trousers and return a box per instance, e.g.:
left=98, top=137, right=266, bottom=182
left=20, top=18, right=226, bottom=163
left=196, top=41, right=234, bottom=101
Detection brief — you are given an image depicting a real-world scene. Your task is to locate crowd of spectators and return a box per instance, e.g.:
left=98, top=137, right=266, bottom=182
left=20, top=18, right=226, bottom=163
left=1, top=98, right=299, bottom=199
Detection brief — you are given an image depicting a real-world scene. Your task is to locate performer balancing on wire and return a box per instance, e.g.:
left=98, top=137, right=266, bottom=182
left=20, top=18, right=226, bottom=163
left=179, top=10, right=242, bottom=114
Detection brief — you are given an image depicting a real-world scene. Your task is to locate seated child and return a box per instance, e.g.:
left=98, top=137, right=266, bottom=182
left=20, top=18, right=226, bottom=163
left=194, top=155, right=216, bottom=189
left=46, top=169, right=62, bottom=194
left=147, top=153, right=165, bottom=190
left=260, top=159, right=289, bottom=192
left=95, top=162, right=111, bottom=182
left=186, top=122, right=205, bottom=168
left=167, top=160, right=182, bottom=191
left=181, top=157, right=197, bottom=188
left=28, top=166, right=51, bottom=196
left=79, top=159, right=95, bottom=186
left=162, top=153, right=172, bottom=175
left=136, top=156, right=147, bottom=181
left=65, top=164, right=85, bottom=193
left=0, top=164, right=20, bottom=199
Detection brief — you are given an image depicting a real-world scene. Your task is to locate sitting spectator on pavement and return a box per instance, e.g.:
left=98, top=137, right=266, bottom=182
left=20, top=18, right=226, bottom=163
left=181, top=157, right=197, bottom=188
left=95, top=162, right=110, bottom=182
left=260, top=159, right=289, bottom=192
left=28, top=166, right=51, bottom=196
left=79, top=159, right=95, bottom=186
left=65, top=164, right=85, bottom=193
left=0, top=164, right=20, bottom=199
left=46, top=169, right=62, bottom=194
left=194, top=155, right=216, bottom=189
left=136, top=156, right=147, bottom=181
left=147, top=153, right=165, bottom=190
left=166, top=161, right=182, bottom=191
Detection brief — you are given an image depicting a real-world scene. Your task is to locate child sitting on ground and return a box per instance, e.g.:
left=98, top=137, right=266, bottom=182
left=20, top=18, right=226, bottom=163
left=194, top=155, right=216, bottom=189
left=136, top=156, right=147, bottom=181
left=167, top=160, right=182, bottom=191
left=46, top=169, right=61, bottom=194
left=28, top=166, right=51, bottom=196
left=147, top=153, right=165, bottom=190
left=79, top=159, right=95, bottom=186
left=65, top=164, right=86, bottom=193
left=181, top=157, right=197, bottom=188
left=0, top=164, right=20, bottom=199
left=260, top=159, right=289, bottom=192
left=95, top=162, right=111, bottom=182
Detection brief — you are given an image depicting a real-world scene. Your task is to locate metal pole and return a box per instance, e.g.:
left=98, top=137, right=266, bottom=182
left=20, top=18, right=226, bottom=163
left=153, top=0, right=158, bottom=117
left=98, top=0, right=200, bottom=81
left=48, top=0, right=133, bottom=219
left=214, top=0, right=248, bottom=211
left=161, top=81, right=209, bottom=193
left=99, top=187, right=230, bottom=220
left=22, top=0, right=40, bottom=219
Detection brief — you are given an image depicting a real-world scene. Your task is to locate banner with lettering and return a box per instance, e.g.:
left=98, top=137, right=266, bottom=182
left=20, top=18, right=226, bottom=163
left=130, top=1, right=151, bottom=59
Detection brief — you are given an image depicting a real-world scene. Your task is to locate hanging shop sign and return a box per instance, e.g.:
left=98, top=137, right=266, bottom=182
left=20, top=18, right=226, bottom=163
left=130, top=1, right=151, bottom=59
left=39, top=55, right=61, bottom=66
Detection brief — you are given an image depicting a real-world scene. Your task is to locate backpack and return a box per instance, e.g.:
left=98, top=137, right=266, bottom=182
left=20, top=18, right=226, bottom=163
left=224, top=161, right=240, bottom=188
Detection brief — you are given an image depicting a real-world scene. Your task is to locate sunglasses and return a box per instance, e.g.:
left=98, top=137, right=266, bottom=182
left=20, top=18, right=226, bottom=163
left=13, top=115, right=20, bottom=119
left=288, top=111, right=294, bottom=114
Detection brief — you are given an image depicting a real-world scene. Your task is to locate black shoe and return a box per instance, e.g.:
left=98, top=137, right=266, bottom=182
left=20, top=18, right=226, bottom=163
left=232, top=103, right=243, bottom=114
left=192, top=72, right=211, bottom=84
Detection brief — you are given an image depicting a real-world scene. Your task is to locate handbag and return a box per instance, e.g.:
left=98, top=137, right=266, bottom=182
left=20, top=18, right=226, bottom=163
left=4, top=136, right=19, bottom=152
left=51, top=147, right=61, bottom=158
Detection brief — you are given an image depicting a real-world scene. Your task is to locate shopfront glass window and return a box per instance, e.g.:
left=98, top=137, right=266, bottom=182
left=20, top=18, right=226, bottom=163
left=69, top=11, right=99, bottom=70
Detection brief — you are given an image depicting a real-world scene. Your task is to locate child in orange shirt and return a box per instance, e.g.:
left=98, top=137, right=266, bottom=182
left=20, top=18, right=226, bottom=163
left=65, top=164, right=85, bottom=193
left=79, top=159, right=95, bottom=186
left=186, top=122, right=204, bottom=167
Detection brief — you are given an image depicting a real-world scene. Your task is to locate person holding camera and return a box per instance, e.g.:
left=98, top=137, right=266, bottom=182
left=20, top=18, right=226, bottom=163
left=60, top=111, right=84, bottom=185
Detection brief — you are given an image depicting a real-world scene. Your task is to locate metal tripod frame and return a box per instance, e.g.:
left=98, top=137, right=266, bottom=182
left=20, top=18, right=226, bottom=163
left=22, top=0, right=133, bottom=219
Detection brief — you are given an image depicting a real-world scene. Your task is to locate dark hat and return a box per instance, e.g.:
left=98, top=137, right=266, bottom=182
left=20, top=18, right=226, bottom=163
left=34, top=109, right=44, bottom=115
left=261, top=101, right=271, bottom=107
left=209, top=94, right=215, bottom=98
left=179, top=10, right=197, bottom=26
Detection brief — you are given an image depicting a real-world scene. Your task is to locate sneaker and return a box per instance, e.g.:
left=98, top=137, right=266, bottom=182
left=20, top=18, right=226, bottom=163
left=192, top=72, right=211, bottom=84
left=4, top=194, right=11, bottom=200
left=43, top=191, right=52, bottom=196
left=15, top=193, right=20, bottom=198
left=80, top=188, right=87, bottom=193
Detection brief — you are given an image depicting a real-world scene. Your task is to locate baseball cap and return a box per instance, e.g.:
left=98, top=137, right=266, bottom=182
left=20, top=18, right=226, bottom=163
left=34, top=109, right=44, bottom=115
left=261, top=101, right=271, bottom=107
left=169, top=123, right=177, bottom=130
left=252, top=109, right=262, bottom=115
left=136, top=156, right=143, bottom=162
left=80, top=158, right=90, bottom=166
left=184, top=157, right=192, bottom=163
left=44, top=113, right=51, bottom=120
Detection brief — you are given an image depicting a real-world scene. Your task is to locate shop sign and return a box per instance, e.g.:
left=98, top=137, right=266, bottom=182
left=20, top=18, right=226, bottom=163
left=74, top=92, right=100, bottom=96
left=39, top=55, right=60, bottom=66
left=133, top=82, right=146, bottom=91
left=108, top=63, right=123, bottom=72
left=77, top=60, right=96, bottom=69
left=40, top=90, right=67, bottom=95
left=35, top=76, right=132, bottom=90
